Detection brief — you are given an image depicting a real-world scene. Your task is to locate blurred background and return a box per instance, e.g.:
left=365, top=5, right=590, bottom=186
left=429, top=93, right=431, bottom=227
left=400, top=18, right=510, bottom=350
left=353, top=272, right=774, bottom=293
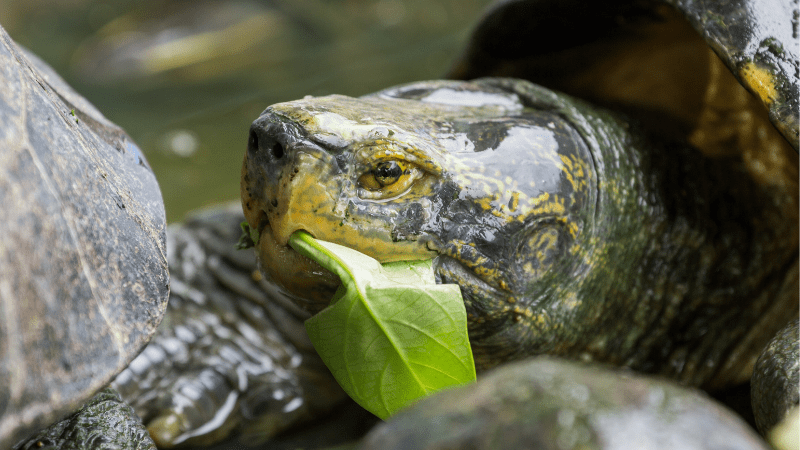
left=1, top=0, right=493, bottom=222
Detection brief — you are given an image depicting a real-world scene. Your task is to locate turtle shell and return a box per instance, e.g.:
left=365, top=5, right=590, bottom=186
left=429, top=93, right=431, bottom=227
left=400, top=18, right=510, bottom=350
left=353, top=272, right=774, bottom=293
left=666, top=0, right=798, bottom=150
left=0, top=25, right=169, bottom=447
left=449, top=0, right=798, bottom=152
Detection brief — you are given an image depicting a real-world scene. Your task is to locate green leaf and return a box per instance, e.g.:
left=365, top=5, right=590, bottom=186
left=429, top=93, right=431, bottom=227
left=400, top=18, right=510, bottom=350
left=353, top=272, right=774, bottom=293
left=235, top=221, right=259, bottom=250
left=289, top=231, right=476, bottom=420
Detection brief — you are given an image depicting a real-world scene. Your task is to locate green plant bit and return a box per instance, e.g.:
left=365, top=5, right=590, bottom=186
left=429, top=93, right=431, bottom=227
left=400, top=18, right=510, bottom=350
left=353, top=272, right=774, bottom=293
left=289, top=230, right=476, bottom=420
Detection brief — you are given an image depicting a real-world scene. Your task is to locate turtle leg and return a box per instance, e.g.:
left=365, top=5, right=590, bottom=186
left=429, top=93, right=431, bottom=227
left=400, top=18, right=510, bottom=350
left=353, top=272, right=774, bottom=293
left=751, top=318, right=799, bottom=441
left=13, top=388, right=156, bottom=450
left=111, top=204, right=349, bottom=448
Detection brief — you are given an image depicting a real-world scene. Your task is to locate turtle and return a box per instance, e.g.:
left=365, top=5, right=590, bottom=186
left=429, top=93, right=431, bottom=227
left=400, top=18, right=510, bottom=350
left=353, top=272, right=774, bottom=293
left=235, top=0, right=798, bottom=447
left=0, top=23, right=169, bottom=449
left=237, top=78, right=797, bottom=448
left=7, top=0, right=797, bottom=449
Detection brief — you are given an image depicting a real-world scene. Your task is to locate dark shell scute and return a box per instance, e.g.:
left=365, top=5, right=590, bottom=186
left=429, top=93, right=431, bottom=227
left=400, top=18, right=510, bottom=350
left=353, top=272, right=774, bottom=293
left=666, top=0, right=799, bottom=149
left=0, top=24, right=168, bottom=448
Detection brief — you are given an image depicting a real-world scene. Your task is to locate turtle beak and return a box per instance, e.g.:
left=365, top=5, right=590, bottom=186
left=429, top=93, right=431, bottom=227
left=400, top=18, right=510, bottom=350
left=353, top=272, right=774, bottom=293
left=242, top=114, right=349, bottom=245
left=240, top=118, right=341, bottom=314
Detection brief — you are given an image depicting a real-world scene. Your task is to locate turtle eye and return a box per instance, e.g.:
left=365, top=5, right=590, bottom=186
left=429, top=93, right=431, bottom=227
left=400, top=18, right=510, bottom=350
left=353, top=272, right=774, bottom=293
left=358, top=160, right=423, bottom=200
left=373, top=161, right=403, bottom=186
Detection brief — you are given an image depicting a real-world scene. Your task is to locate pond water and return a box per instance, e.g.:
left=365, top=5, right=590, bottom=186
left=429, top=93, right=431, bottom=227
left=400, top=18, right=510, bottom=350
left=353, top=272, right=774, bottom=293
left=2, top=0, right=493, bottom=222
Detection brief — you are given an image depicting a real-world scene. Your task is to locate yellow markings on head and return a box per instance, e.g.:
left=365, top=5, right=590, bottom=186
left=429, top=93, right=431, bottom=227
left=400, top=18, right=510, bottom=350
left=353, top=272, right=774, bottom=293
left=460, top=181, right=570, bottom=224
left=508, top=192, right=520, bottom=212
left=739, top=61, right=778, bottom=106
left=265, top=150, right=434, bottom=263
left=448, top=151, right=590, bottom=231
left=452, top=154, right=577, bottom=221
left=522, top=262, right=535, bottom=274
left=533, top=226, right=560, bottom=261
left=560, top=154, right=592, bottom=193
left=561, top=154, right=574, bottom=171
left=448, top=240, right=512, bottom=293
left=476, top=267, right=498, bottom=284
left=511, top=306, right=550, bottom=328
left=566, top=220, right=580, bottom=240
left=270, top=94, right=473, bottom=170
left=356, top=139, right=444, bottom=173
left=560, top=292, right=581, bottom=311
left=526, top=192, right=567, bottom=217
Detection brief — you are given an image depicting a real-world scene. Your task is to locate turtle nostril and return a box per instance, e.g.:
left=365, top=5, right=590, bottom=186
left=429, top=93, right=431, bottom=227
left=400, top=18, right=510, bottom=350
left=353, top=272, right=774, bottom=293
left=248, top=129, right=259, bottom=153
left=247, top=127, right=285, bottom=161
left=271, top=142, right=284, bottom=159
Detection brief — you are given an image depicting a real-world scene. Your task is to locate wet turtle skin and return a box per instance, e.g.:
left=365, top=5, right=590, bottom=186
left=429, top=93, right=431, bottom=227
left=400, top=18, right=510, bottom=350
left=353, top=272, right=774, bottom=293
left=242, top=77, right=797, bottom=389
left=0, top=24, right=169, bottom=448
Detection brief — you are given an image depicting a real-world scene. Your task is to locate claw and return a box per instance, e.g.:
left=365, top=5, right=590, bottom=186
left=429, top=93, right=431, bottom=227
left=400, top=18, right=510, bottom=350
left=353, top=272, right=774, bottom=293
left=147, top=413, right=186, bottom=449
left=147, top=389, right=239, bottom=448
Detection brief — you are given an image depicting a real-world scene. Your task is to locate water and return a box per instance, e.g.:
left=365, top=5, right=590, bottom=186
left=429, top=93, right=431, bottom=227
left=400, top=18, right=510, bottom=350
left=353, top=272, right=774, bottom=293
left=2, top=0, right=493, bottom=222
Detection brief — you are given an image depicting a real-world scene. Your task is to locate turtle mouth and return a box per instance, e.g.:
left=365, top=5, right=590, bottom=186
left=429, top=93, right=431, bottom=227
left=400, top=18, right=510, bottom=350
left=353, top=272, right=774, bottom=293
left=248, top=206, right=512, bottom=321
left=249, top=211, right=341, bottom=314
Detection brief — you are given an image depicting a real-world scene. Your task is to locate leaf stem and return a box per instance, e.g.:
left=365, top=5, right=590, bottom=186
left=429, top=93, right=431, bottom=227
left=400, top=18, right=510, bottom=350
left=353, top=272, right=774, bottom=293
left=288, top=230, right=355, bottom=286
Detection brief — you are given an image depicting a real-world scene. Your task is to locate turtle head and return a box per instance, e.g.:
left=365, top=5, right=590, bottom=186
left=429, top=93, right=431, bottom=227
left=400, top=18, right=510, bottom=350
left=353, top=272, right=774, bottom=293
left=241, top=80, right=597, bottom=343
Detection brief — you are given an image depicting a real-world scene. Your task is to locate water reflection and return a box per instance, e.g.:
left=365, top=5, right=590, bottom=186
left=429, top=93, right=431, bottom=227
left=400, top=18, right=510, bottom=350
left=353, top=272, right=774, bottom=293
left=71, top=1, right=285, bottom=83
left=3, top=0, right=493, bottom=222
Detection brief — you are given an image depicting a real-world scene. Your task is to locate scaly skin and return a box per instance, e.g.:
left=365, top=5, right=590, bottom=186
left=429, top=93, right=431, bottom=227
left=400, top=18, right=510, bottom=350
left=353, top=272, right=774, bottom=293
left=14, top=389, right=156, bottom=450
left=241, top=78, right=798, bottom=388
